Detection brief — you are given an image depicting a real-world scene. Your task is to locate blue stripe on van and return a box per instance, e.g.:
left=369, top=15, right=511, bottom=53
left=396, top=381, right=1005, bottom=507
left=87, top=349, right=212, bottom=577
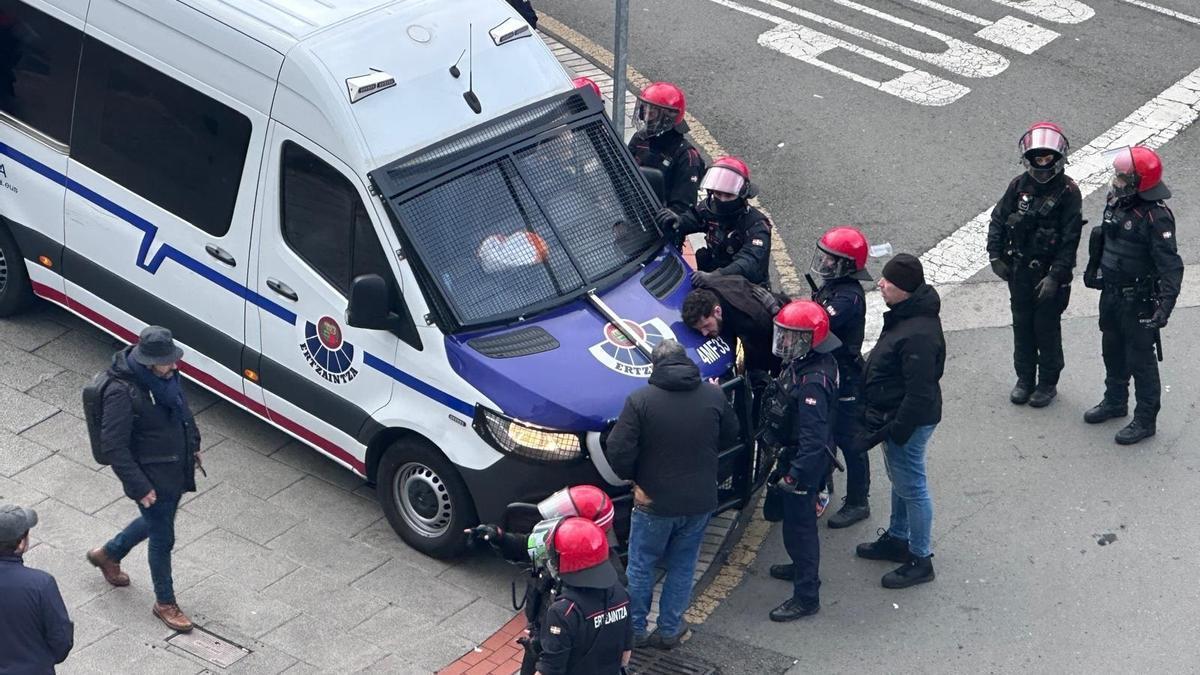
left=1, top=139, right=476, bottom=417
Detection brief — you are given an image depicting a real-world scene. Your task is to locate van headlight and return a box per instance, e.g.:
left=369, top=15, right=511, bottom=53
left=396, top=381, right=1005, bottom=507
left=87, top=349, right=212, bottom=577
left=473, top=406, right=585, bottom=462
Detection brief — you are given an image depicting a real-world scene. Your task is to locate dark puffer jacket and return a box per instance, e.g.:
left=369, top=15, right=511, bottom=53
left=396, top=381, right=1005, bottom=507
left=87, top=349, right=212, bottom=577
left=861, top=284, right=945, bottom=445
left=100, top=348, right=199, bottom=500
left=604, top=352, right=739, bottom=517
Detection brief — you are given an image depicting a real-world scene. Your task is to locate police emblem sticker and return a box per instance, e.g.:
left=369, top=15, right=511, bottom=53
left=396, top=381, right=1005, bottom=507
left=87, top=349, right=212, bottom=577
left=301, top=316, right=359, bottom=384
left=1123, top=221, right=1133, bottom=230
left=1163, top=231, right=1173, bottom=239
left=804, top=397, right=817, bottom=406
left=589, top=318, right=676, bottom=378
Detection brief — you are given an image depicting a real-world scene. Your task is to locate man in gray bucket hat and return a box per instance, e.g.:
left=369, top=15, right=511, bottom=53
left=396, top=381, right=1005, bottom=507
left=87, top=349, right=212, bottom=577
left=1, top=503, right=75, bottom=673
left=86, top=326, right=202, bottom=632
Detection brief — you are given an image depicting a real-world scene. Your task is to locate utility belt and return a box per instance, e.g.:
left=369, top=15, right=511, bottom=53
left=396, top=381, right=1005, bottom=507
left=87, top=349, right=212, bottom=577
left=1103, top=275, right=1157, bottom=302
left=1003, top=250, right=1053, bottom=273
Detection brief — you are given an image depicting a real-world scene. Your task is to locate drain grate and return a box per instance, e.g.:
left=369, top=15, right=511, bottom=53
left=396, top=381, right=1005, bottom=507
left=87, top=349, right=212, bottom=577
left=166, top=627, right=252, bottom=668
left=629, top=648, right=718, bottom=675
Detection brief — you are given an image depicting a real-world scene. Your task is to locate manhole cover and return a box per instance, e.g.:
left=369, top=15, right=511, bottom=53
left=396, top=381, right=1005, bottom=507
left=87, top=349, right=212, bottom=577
left=166, top=627, right=252, bottom=668
left=629, top=648, right=717, bottom=675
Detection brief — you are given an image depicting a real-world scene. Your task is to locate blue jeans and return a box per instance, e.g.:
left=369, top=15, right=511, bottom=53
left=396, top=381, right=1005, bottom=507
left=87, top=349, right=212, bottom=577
left=626, top=508, right=710, bottom=637
left=104, top=492, right=181, bottom=604
left=883, top=425, right=936, bottom=558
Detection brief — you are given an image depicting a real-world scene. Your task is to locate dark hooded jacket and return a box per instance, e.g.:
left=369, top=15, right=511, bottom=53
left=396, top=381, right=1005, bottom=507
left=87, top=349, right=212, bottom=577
left=100, top=347, right=199, bottom=500
left=693, top=274, right=785, bottom=374
left=604, top=352, right=739, bottom=517
left=861, top=284, right=945, bottom=445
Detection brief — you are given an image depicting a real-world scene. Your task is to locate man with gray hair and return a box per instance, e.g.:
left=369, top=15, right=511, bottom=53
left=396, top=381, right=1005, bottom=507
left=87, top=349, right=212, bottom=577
left=606, top=339, right=739, bottom=650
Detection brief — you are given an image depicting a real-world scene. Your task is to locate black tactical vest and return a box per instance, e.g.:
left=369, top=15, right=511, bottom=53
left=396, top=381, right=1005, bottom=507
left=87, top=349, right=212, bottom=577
left=1100, top=198, right=1158, bottom=283
left=758, top=356, right=838, bottom=448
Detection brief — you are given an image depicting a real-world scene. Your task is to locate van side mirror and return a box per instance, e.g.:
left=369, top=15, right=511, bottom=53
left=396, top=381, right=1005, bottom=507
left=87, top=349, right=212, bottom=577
left=346, top=274, right=424, bottom=350
left=639, top=166, right=666, bottom=202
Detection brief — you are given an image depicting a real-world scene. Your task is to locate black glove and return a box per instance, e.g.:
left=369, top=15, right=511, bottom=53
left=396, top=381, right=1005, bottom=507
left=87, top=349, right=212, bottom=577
left=654, top=207, right=680, bottom=231
left=1035, top=275, right=1059, bottom=303
left=853, top=425, right=891, bottom=453
left=990, top=258, right=1011, bottom=281
left=691, top=269, right=717, bottom=285
left=1145, top=306, right=1169, bottom=329
left=774, top=474, right=803, bottom=494
left=464, top=524, right=504, bottom=548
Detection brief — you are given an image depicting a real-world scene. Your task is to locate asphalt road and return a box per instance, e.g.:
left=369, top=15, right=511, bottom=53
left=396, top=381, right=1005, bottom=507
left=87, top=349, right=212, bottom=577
left=539, top=1, right=1200, bottom=671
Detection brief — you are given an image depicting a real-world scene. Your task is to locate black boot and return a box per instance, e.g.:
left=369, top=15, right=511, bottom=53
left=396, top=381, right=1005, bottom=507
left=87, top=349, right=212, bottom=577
left=882, top=554, right=935, bottom=589
left=1010, top=380, right=1034, bottom=405
left=855, top=529, right=912, bottom=563
left=1084, top=400, right=1128, bottom=424
left=1115, top=419, right=1155, bottom=445
left=768, top=563, right=794, bottom=581
left=769, top=597, right=820, bottom=622
left=1028, top=384, right=1057, bottom=408
left=828, top=498, right=870, bottom=529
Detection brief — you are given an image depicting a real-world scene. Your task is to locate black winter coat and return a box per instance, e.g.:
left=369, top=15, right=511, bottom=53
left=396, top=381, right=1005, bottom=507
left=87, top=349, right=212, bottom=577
left=0, top=555, right=73, bottom=674
left=101, top=348, right=199, bottom=500
left=861, top=284, right=945, bottom=445
left=604, top=352, right=739, bottom=517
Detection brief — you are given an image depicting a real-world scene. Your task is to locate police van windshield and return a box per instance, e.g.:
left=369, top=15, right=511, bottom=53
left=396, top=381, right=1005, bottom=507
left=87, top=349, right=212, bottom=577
left=382, top=114, right=661, bottom=328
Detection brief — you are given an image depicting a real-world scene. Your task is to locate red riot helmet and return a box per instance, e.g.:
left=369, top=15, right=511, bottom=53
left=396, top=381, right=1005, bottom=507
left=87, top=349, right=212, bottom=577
left=772, top=300, right=839, bottom=361
left=531, top=517, right=616, bottom=588
left=1018, top=122, right=1069, bottom=184
left=1106, top=145, right=1168, bottom=201
left=536, top=485, right=614, bottom=532
left=812, top=226, right=871, bottom=280
left=701, top=156, right=753, bottom=199
left=634, top=82, right=686, bottom=137
left=572, top=76, right=602, bottom=100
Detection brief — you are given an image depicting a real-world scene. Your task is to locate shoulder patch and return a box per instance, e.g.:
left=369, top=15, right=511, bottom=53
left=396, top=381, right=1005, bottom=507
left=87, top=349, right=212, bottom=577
left=549, top=625, right=561, bottom=635
left=751, top=238, right=764, bottom=246
left=804, top=397, right=817, bottom=406
left=1163, top=230, right=1173, bottom=239
left=827, top=305, right=838, bottom=316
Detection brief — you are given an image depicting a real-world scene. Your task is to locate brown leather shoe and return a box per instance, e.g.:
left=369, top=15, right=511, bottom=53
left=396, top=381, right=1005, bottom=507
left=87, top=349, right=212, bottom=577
left=152, top=603, right=194, bottom=632
left=86, top=548, right=130, bottom=587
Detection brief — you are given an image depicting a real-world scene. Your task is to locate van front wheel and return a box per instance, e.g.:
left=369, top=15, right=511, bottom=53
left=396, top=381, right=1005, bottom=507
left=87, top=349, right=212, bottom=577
left=377, top=438, right=476, bottom=559
left=0, top=225, right=33, bottom=317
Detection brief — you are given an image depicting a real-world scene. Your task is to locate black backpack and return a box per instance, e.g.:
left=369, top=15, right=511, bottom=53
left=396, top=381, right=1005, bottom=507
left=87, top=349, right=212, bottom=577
left=82, top=371, right=133, bottom=466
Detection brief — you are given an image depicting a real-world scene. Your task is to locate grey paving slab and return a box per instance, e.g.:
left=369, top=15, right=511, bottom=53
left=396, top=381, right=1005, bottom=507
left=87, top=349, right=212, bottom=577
left=112, top=540, right=218, bottom=597
left=269, top=440, right=364, bottom=492
left=194, top=403, right=290, bottom=456
left=435, top=553, right=526, bottom=612
left=31, top=329, right=118, bottom=377
left=353, top=606, right=476, bottom=672
left=265, top=522, right=390, bottom=585
left=180, top=379, right=220, bottom=415
left=60, top=627, right=206, bottom=675
left=21, top=411, right=96, bottom=468
left=181, top=482, right=299, bottom=545
left=260, top=566, right=387, bottom=632
left=173, top=618, right=299, bottom=675
left=201, top=439, right=305, bottom=499
left=0, top=430, right=53, bottom=476
left=0, top=338, right=64, bottom=391
left=0, top=305, right=72, bottom=350
left=177, top=529, right=299, bottom=591
left=350, top=517, right=451, bottom=577
left=260, top=614, right=386, bottom=673
left=13, top=454, right=121, bottom=514
left=22, top=541, right=117, bottom=610
left=437, top=597, right=518, bottom=647
left=0, top=384, right=59, bottom=434
left=75, top=582, right=179, bottom=643
left=24, top=500, right=118, bottom=554
left=65, top=600, right=122, bottom=652
left=267, top=476, right=381, bottom=535
left=24, top=369, right=89, bottom=418
left=351, top=559, right=475, bottom=622
left=357, top=655, right=430, bottom=675
left=177, top=574, right=301, bottom=639
left=278, top=662, right=324, bottom=675
left=0, top=472, right=48, bottom=506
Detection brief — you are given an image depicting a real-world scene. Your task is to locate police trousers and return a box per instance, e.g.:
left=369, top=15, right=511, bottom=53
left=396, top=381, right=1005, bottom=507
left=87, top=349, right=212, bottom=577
left=1008, top=266, right=1070, bottom=385
left=782, top=472, right=827, bottom=606
left=1098, top=287, right=1160, bottom=422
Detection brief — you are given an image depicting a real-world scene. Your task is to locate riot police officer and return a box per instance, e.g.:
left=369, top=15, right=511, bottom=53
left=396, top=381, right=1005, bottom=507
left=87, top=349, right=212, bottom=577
left=810, top=227, right=872, bottom=528
left=1082, top=145, right=1183, bottom=445
left=760, top=300, right=841, bottom=621
left=656, top=156, right=772, bottom=286
left=533, top=517, right=633, bottom=675
left=629, top=82, right=705, bottom=214
left=987, top=122, right=1084, bottom=408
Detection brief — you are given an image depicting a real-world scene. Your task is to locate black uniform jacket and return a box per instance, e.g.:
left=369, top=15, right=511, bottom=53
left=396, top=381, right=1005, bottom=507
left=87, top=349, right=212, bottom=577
left=814, top=277, right=866, bottom=397
left=1097, top=192, right=1184, bottom=316
left=536, top=583, right=632, bottom=675
left=676, top=200, right=772, bottom=285
left=628, top=126, right=704, bottom=214
left=987, top=172, right=1084, bottom=284
left=783, top=352, right=838, bottom=489
left=861, top=284, right=945, bottom=445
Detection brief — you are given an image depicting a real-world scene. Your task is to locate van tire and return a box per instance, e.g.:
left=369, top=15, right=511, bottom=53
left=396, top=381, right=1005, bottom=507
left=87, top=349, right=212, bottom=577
left=377, top=438, right=477, bottom=559
left=0, top=224, right=33, bottom=317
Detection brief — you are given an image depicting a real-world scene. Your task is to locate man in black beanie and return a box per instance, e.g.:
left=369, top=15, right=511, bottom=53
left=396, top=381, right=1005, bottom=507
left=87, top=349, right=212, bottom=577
left=854, top=254, right=945, bottom=589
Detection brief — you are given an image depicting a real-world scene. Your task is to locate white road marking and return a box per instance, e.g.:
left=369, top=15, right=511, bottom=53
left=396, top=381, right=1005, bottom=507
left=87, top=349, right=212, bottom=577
left=990, top=0, right=1095, bottom=23
left=710, top=0, right=970, bottom=106
left=863, top=65, right=1200, bottom=350
left=1116, top=0, right=1200, bottom=26
left=900, top=0, right=1062, bottom=56
left=752, top=0, right=1010, bottom=78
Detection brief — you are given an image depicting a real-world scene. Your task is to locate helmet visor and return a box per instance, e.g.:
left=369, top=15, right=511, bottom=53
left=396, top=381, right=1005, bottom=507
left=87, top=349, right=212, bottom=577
left=699, top=166, right=746, bottom=196
left=1104, top=146, right=1139, bottom=198
left=811, top=246, right=855, bottom=280
left=772, top=323, right=813, bottom=361
left=536, top=488, right=578, bottom=521
left=634, top=99, right=677, bottom=137
left=1018, top=126, right=1068, bottom=156
left=526, top=517, right=564, bottom=569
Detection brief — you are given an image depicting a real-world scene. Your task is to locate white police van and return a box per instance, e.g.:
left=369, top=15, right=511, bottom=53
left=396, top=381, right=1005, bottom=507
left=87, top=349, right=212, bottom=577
left=0, top=0, right=760, bottom=557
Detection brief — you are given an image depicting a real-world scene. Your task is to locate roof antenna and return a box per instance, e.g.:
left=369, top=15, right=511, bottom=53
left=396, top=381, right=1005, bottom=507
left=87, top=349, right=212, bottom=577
left=462, top=23, right=482, bottom=114
left=449, top=49, right=465, bottom=78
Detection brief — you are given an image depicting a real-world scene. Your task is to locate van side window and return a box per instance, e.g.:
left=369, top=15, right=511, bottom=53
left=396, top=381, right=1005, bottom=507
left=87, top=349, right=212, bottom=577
left=0, top=1, right=83, bottom=144
left=71, top=35, right=251, bottom=237
left=281, top=142, right=390, bottom=297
